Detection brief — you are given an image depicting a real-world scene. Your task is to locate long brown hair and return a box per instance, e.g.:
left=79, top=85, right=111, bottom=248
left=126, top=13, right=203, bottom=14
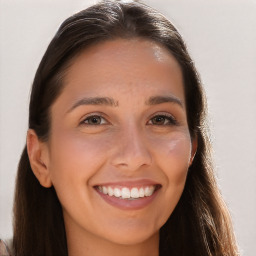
left=13, top=1, right=239, bottom=255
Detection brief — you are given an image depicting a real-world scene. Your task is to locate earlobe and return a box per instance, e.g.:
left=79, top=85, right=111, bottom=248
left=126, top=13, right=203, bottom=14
left=27, top=129, right=52, bottom=188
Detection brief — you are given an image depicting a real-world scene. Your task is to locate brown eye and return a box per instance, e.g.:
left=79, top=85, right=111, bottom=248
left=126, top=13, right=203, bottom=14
left=149, top=115, right=177, bottom=125
left=83, top=115, right=107, bottom=125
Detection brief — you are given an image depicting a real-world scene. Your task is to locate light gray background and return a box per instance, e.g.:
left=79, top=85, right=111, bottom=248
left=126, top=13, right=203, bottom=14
left=0, top=0, right=255, bottom=255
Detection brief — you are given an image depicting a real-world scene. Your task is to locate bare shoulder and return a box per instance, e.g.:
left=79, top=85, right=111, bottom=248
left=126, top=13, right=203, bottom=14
left=0, top=239, right=12, bottom=256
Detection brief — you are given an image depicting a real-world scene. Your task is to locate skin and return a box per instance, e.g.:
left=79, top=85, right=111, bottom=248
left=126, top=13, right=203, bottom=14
left=27, top=38, right=197, bottom=256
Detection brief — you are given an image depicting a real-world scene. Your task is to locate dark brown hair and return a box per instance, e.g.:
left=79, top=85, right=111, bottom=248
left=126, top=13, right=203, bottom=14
left=13, top=1, right=239, bottom=255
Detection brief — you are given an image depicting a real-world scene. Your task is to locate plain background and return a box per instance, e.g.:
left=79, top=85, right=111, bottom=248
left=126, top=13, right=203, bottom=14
left=0, top=0, right=255, bottom=255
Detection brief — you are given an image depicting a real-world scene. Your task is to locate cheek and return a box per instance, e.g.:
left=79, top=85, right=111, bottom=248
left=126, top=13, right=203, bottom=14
left=151, top=132, right=191, bottom=185
left=168, top=138, right=191, bottom=182
left=47, top=130, right=114, bottom=215
left=146, top=133, right=192, bottom=224
left=48, top=130, right=112, bottom=186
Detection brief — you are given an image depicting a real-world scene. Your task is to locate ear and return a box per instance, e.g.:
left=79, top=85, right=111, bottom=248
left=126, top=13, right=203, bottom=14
left=189, top=135, right=198, bottom=166
left=26, top=129, right=52, bottom=188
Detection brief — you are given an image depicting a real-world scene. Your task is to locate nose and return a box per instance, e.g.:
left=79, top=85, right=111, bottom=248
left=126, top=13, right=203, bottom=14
left=110, top=125, right=152, bottom=172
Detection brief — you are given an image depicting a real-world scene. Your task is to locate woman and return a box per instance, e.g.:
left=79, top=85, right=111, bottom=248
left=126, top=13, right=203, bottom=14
left=0, top=0, right=239, bottom=255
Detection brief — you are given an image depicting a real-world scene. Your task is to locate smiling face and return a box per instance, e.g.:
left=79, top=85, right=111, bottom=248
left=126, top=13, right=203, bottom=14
left=32, top=38, right=196, bottom=250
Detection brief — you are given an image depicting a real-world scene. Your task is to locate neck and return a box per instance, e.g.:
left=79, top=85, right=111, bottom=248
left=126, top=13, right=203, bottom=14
left=66, top=223, right=159, bottom=256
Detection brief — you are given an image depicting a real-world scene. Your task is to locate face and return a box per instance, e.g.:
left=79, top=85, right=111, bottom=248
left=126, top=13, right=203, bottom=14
left=44, top=39, right=196, bottom=246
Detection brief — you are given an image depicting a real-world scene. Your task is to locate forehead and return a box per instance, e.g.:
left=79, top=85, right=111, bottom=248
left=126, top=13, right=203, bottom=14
left=55, top=38, right=185, bottom=109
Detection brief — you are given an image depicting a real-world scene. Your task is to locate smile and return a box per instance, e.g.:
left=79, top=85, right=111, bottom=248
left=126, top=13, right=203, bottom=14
left=94, top=183, right=161, bottom=210
left=95, top=185, right=157, bottom=200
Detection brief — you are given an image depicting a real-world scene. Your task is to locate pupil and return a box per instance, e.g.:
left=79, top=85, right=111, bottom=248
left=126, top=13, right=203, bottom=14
left=90, top=116, right=100, bottom=124
left=154, top=116, right=164, bottom=124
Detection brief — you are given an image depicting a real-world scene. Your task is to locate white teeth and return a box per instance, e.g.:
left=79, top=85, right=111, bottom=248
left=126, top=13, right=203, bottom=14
left=114, top=188, right=121, bottom=197
left=102, top=186, right=108, bottom=194
left=130, top=188, right=139, bottom=198
left=121, top=187, right=130, bottom=199
left=145, top=186, right=154, bottom=196
left=97, top=185, right=157, bottom=199
left=139, top=187, right=144, bottom=197
left=149, top=186, right=154, bottom=196
left=144, top=187, right=150, bottom=196
left=108, top=187, right=114, bottom=196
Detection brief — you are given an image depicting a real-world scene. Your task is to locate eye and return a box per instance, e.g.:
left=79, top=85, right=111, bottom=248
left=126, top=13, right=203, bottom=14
left=148, top=114, right=177, bottom=126
left=81, top=115, right=108, bottom=125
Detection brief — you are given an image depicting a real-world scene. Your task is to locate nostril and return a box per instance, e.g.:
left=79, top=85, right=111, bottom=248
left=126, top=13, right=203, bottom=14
left=110, top=147, right=152, bottom=171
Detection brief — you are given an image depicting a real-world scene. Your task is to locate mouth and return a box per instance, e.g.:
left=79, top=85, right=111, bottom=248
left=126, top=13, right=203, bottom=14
left=94, top=185, right=161, bottom=200
left=93, top=183, right=161, bottom=210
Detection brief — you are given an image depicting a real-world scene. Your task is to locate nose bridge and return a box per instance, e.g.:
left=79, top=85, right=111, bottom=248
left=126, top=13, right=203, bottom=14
left=111, top=121, right=152, bottom=171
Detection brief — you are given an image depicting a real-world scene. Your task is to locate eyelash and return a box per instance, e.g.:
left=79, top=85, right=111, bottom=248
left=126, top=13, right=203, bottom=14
left=80, top=113, right=178, bottom=126
left=148, top=113, right=177, bottom=126
left=81, top=114, right=108, bottom=125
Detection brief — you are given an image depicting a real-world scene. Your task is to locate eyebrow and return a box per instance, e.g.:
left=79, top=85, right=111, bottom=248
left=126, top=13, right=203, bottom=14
left=67, top=97, right=119, bottom=113
left=145, top=95, right=184, bottom=108
left=67, top=94, right=183, bottom=113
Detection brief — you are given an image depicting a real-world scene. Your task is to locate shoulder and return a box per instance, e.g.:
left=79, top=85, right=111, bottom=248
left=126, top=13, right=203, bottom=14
left=0, top=239, right=12, bottom=256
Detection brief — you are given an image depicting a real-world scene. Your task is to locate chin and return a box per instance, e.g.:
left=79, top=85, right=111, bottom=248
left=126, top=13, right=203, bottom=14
left=100, top=224, right=159, bottom=246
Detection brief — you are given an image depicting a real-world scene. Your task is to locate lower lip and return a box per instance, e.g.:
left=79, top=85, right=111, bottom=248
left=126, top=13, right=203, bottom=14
left=95, top=188, right=160, bottom=210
